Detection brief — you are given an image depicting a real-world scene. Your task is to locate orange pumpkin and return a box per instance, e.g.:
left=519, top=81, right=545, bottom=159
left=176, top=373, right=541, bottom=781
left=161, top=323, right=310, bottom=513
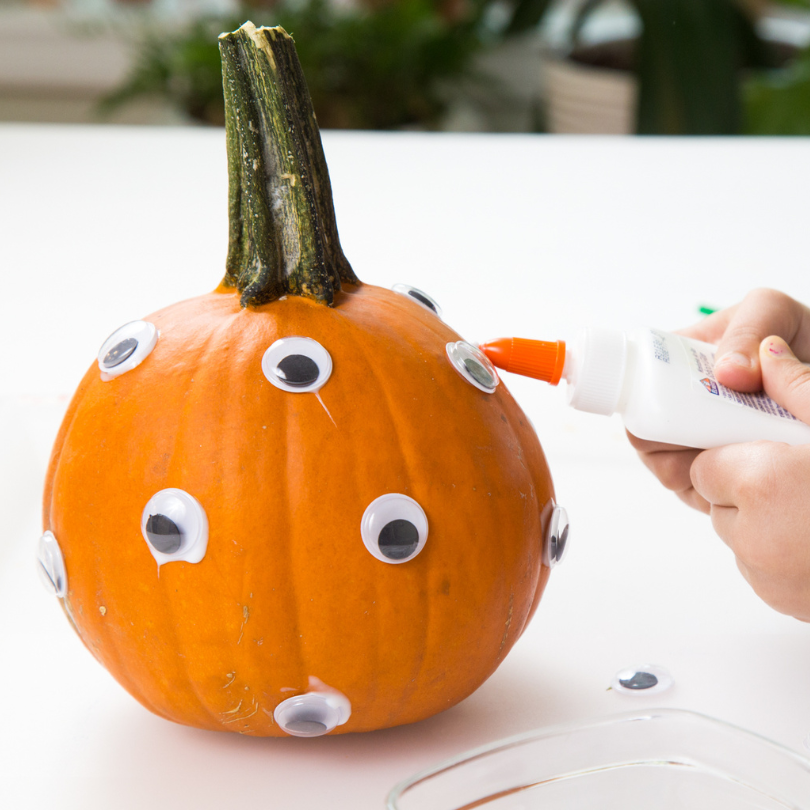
left=39, top=23, right=564, bottom=737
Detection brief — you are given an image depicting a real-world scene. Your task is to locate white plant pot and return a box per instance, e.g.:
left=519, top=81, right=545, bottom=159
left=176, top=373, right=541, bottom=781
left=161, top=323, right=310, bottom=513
left=542, top=51, right=638, bottom=135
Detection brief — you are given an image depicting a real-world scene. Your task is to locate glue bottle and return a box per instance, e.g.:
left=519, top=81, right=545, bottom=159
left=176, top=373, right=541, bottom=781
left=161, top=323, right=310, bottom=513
left=479, top=328, right=810, bottom=449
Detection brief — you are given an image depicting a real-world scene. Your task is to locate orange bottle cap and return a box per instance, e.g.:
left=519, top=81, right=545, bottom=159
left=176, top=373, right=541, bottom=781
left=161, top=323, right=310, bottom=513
left=478, top=338, right=566, bottom=385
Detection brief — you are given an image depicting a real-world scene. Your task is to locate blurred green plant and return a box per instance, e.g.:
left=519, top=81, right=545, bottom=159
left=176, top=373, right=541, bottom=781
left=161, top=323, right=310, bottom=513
left=102, top=0, right=502, bottom=129
left=503, top=0, right=785, bottom=135
left=505, top=0, right=810, bottom=135
left=746, top=48, right=810, bottom=133
left=744, top=0, right=810, bottom=133
left=102, top=0, right=810, bottom=133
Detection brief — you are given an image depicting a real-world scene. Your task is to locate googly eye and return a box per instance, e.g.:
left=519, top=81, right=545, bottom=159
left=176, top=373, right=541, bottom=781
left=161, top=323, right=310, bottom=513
left=612, top=664, right=674, bottom=695
left=141, top=488, right=208, bottom=566
left=392, top=284, right=442, bottom=318
left=97, top=321, right=158, bottom=379
left=446, top=341, right=499, bottom=393
left=274, top=691, right=351, bottom=737
left=37, top=530, right=66, bottom=598
left=262, top=337, right=332, bottom=393
left=361, top=494, right=428, bottom=564
left=543, top=504, right=569, bottom=568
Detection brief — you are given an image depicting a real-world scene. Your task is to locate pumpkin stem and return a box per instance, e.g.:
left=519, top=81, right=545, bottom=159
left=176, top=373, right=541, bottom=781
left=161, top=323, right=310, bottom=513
left=218, top=22, right=358, bottom=308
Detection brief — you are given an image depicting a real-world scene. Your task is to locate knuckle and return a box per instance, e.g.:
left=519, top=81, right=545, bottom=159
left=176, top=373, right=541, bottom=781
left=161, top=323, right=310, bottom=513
left=745, top=287, right=792, bottom=311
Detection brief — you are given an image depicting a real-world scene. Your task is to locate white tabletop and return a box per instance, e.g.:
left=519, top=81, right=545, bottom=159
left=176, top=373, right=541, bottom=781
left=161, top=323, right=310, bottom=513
left=2, top=124, right=810, bottom=809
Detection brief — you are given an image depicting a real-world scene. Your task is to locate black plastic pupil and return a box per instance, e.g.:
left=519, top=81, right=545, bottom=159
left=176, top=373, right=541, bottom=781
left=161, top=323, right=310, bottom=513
left=408, top=289, right=437, bottom=313
left=103, top=337, right=138, bottom=368
left=619, top=671, right=658, bottom=690
left=275, top=354, right=320, bottom=387
left=285, top=719, right=327, bottom=734
left=553, top=525, right=569, bottom=562
left=145, top=513, right=183, bottom=554
left=464, top=358, right=494, bottom=388
left=378, top=519, right=419, bottom=561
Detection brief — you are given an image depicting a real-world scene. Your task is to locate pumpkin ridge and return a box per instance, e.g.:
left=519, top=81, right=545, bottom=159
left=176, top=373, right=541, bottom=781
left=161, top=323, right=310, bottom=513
left=141, top=310, right=257, bottom=729
left=43, top=370, right=96, bottom=531
left=48, top=401, right=153, bottom=706
left=333, top=309, right=431, bottom=718
left=196, top=308, right=310, bottom=730
left=277, top=349, right=310, bottom=701
left=412, top=336, right=531, bottom=706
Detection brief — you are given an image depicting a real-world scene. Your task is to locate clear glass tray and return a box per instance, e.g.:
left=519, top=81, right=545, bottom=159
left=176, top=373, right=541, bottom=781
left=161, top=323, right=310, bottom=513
left=387, top=709, right=810, bottom=810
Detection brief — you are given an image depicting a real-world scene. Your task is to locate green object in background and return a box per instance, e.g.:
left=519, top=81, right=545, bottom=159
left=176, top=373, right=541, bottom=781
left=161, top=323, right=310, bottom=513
left=633, top=0, right=771, bottom=135
left=743, top=0, right=810, bottom=134
left=102, top=0, right=810, bottom=133
left=101, top=0, right=500, bottom=130
left=698, top=305, right=718, bottom=316
left=506, top=0, right=810, bottom=135
left=745, top=47, right=810, bottom=134
left=559, top=0, right=775, bottom=135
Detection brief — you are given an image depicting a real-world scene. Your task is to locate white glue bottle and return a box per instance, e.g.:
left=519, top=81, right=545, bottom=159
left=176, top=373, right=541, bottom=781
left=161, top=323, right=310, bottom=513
left=479, top=328, right=810, bottom=449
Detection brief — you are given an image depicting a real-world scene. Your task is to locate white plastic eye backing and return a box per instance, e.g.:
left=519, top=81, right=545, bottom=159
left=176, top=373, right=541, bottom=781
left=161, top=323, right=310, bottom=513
left=37, top=530, right=66, bottom=597
left=612, top=664, right=674, bottom=696
left=543, top=504, right=570, bottom=568
left=361, top=494, right=428, bottom=564
left=446, top=341, right=499, bottom=393
left=392, top=283, right=442, bottom=318
left=274, top=691, right=351, bottom=737
left=97, top=320, right=158, bottom=379
left=141, top=488, right=209, bottom=566
left=261, top=337, right=333, bottom=393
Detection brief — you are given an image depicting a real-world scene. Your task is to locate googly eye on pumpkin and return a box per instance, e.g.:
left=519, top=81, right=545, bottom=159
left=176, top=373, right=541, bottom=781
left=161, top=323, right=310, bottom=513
left=543, top=504, right=570, bottom=568
left=141, top=488, right=209, bottom=566
left=392, top=284, right=442, bottom=318
left=446, top=341, right=499, bottom=393
left=97, top=320, right=158, bottom=379
left=361, top=494, right=428, bottom=564
left=37, top=530, right=67, bottom=598
left=262, top=337, right=332, bottom=393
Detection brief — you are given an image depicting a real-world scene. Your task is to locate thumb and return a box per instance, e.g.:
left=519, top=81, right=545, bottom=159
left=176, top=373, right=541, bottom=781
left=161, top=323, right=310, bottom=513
left=759, top=336, right=810, bottom=424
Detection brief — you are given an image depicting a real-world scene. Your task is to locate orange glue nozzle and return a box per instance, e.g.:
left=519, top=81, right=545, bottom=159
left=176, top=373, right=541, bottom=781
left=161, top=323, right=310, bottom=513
left=479, top=338, right=566, bottom=385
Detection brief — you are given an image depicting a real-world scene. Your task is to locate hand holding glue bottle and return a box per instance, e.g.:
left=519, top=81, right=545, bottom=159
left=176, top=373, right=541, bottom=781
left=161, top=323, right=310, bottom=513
left=479, top=326, right=810, bottom=450
left=480, top=289, right=810, bottom=622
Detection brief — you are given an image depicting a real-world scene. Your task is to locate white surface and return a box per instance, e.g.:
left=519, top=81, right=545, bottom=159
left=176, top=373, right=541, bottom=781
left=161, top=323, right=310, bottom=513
left=2, top=125, right=810, bottom=809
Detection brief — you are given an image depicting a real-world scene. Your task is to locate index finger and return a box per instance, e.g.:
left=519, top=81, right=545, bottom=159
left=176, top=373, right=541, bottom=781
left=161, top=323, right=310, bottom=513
left=676, top=305, right=736, bottom=345
left=677, top=290, right=810, bottom=394
left=717, top=290, right=810, bottom=392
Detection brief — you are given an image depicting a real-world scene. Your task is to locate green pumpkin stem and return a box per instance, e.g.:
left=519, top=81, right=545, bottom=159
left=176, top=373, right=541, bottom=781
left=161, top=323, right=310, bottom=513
left=218, top=22, right=358, bottom=308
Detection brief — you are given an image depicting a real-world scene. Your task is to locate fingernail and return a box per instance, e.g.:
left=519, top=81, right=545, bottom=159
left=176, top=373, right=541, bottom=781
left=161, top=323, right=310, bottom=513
left=715, top=351, right=752, bottom=369
left=762, top=336, right=794, bottom=359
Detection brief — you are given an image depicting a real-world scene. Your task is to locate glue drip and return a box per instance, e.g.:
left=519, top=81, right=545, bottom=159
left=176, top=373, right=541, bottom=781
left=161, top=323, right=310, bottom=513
left=314, top=391, right=337, bottom=427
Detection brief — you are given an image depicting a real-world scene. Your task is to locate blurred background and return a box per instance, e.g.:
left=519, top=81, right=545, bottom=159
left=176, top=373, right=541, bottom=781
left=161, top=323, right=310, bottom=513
left=2, top=0, right=810, bottom=133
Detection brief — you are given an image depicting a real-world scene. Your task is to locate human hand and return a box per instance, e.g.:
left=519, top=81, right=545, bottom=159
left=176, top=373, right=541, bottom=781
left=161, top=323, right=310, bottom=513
left=627, top=288, right=810, bottom=512
left=628, top=289, right=810, bottom=620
